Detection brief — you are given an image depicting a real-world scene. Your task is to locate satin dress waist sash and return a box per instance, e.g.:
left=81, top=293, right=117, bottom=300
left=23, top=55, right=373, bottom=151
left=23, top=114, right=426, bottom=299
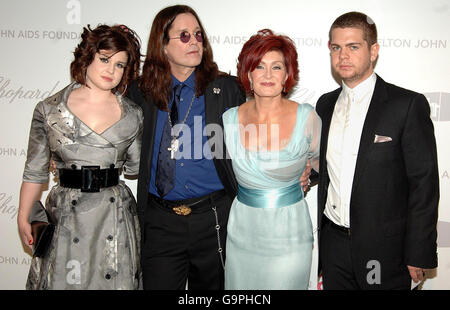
left=237, top=182, right=304, bottom=208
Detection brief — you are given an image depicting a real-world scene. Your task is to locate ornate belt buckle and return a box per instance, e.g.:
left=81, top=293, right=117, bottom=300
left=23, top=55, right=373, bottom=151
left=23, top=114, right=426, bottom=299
left=172, top=205, right=191, bottom=216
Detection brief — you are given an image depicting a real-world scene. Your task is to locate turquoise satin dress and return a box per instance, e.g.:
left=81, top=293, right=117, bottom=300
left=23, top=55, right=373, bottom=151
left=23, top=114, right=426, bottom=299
left=223, top=103, right=321, bottom=290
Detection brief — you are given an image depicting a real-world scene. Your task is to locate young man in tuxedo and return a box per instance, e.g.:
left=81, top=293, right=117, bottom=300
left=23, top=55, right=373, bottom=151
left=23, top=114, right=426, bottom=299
left=316, top=11, right=439, bottom=290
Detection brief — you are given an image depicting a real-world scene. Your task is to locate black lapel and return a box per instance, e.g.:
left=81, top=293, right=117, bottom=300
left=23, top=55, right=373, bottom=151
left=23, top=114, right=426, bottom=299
left=204, top=80, right=221, bottom=127
left=144, top=98, right=159, bottom=172
left=319, top=89, right=341, bottom=174
left=351, top=75, right=389, bottom=196
left=317, top=89, right=340, bottom=213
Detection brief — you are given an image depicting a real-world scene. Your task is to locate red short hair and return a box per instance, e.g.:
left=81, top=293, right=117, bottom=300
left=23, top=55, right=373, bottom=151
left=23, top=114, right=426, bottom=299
left=237, top=29, right=299, bottom=96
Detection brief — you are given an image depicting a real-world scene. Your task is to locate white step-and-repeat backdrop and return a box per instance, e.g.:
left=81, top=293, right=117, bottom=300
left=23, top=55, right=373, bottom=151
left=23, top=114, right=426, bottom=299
left=1, top=0, right=449, bottom=290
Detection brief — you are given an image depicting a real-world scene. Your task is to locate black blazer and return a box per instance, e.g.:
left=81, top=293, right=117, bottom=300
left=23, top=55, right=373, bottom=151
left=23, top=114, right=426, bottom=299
left=127, top=74, right=246, bottom=220
left=316, top=75, right=439, bottom=287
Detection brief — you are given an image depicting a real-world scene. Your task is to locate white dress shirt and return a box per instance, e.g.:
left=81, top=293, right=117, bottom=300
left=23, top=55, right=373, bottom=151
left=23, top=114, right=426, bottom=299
left=324, top=73, right=377, bottom=227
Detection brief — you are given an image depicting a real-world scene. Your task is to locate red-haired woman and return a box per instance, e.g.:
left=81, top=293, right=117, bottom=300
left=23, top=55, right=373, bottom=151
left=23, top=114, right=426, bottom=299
left=17, top=24, right=143, bottom=289
left=223, top=29, right=321, bottom=289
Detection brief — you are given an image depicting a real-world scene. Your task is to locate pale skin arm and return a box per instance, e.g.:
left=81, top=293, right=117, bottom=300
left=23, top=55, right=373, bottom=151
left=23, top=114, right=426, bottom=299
left=300, top=160, right=312, bottom=192
left=17, top=182, right=44, bottom=250
left=301, top=108, right=321, bottom=194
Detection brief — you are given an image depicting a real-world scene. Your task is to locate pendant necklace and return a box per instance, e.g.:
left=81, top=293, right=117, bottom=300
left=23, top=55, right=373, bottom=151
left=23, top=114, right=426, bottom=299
left=167, top=93, right=195, bottom=159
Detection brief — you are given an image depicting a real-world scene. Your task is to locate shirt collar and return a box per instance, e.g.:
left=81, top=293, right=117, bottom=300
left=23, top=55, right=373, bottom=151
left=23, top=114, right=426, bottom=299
left=172, top=70, right=196, bottom=91
left=342, top=72, right=377, bottom=101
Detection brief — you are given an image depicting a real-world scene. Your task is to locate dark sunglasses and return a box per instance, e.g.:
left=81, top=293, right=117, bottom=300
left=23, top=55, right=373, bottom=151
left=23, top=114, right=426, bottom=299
left=170, top=30, right=203, bottom=43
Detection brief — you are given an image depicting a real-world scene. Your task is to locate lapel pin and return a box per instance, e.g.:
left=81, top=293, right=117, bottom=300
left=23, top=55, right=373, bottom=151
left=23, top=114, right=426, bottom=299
left=213, top=87, right=221, bottom=94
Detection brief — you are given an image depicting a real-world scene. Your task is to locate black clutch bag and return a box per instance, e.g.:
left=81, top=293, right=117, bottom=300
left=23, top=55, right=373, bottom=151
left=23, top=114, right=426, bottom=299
left=29, top=201, right=55, bottom=258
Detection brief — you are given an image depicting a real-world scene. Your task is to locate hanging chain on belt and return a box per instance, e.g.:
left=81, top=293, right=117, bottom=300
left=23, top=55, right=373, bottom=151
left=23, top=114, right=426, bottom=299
left=211, top=206, right=225, bottom=269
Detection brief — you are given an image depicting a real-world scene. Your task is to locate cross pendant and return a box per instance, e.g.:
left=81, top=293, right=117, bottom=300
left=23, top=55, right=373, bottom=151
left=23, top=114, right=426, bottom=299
left=168, top=138, right=179, bottom=159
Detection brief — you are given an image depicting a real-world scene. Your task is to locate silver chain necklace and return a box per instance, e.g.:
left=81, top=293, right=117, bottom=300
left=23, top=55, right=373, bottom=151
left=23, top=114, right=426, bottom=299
left=167, top=93, right=195, bottom=159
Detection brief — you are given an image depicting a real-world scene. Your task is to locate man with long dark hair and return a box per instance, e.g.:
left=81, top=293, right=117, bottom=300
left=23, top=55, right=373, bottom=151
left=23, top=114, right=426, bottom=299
left=127, top=5, right=245, bottom=290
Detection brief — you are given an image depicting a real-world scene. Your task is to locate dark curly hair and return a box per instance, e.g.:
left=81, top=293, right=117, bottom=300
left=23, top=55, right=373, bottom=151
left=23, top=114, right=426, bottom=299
left=237, top=29, right=299, bottom=96
left=70, top=24, right=142, bottom=95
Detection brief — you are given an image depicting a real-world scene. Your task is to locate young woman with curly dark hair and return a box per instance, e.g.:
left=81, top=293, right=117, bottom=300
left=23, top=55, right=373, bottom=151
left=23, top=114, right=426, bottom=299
left=18, top=24, right=143, bottom=290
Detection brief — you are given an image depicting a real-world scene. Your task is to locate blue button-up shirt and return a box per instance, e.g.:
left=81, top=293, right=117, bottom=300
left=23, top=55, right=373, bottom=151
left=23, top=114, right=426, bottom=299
left=149, top=72, right=224, bottom=200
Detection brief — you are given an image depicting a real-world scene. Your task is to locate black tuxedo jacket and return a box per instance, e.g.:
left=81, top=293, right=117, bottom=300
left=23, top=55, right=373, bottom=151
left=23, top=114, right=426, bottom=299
left=127, top=74, right=246, bottom=222
left=316, top=75, right=439, bottom=287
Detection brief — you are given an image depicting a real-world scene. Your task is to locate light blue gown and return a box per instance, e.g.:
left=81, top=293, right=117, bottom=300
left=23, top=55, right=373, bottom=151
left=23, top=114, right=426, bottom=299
left=223, top=103, right=321, bottom=290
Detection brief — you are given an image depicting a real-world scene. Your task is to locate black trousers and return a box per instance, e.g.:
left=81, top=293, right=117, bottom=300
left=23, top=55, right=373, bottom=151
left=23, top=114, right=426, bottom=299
left=319, top=216, right=411, bottom=290
left=319, top=217, right=360, bottom=290
left=141, top=193, right=232, bottom=290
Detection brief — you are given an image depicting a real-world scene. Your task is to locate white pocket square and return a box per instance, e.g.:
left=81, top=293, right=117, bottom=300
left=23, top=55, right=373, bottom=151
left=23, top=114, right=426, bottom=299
left=374, top=134, right=392, bottom=143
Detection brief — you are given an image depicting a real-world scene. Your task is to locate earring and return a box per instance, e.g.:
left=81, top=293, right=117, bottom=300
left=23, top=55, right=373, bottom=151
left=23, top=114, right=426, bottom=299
left=84, top=70, right=90, bottom=87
